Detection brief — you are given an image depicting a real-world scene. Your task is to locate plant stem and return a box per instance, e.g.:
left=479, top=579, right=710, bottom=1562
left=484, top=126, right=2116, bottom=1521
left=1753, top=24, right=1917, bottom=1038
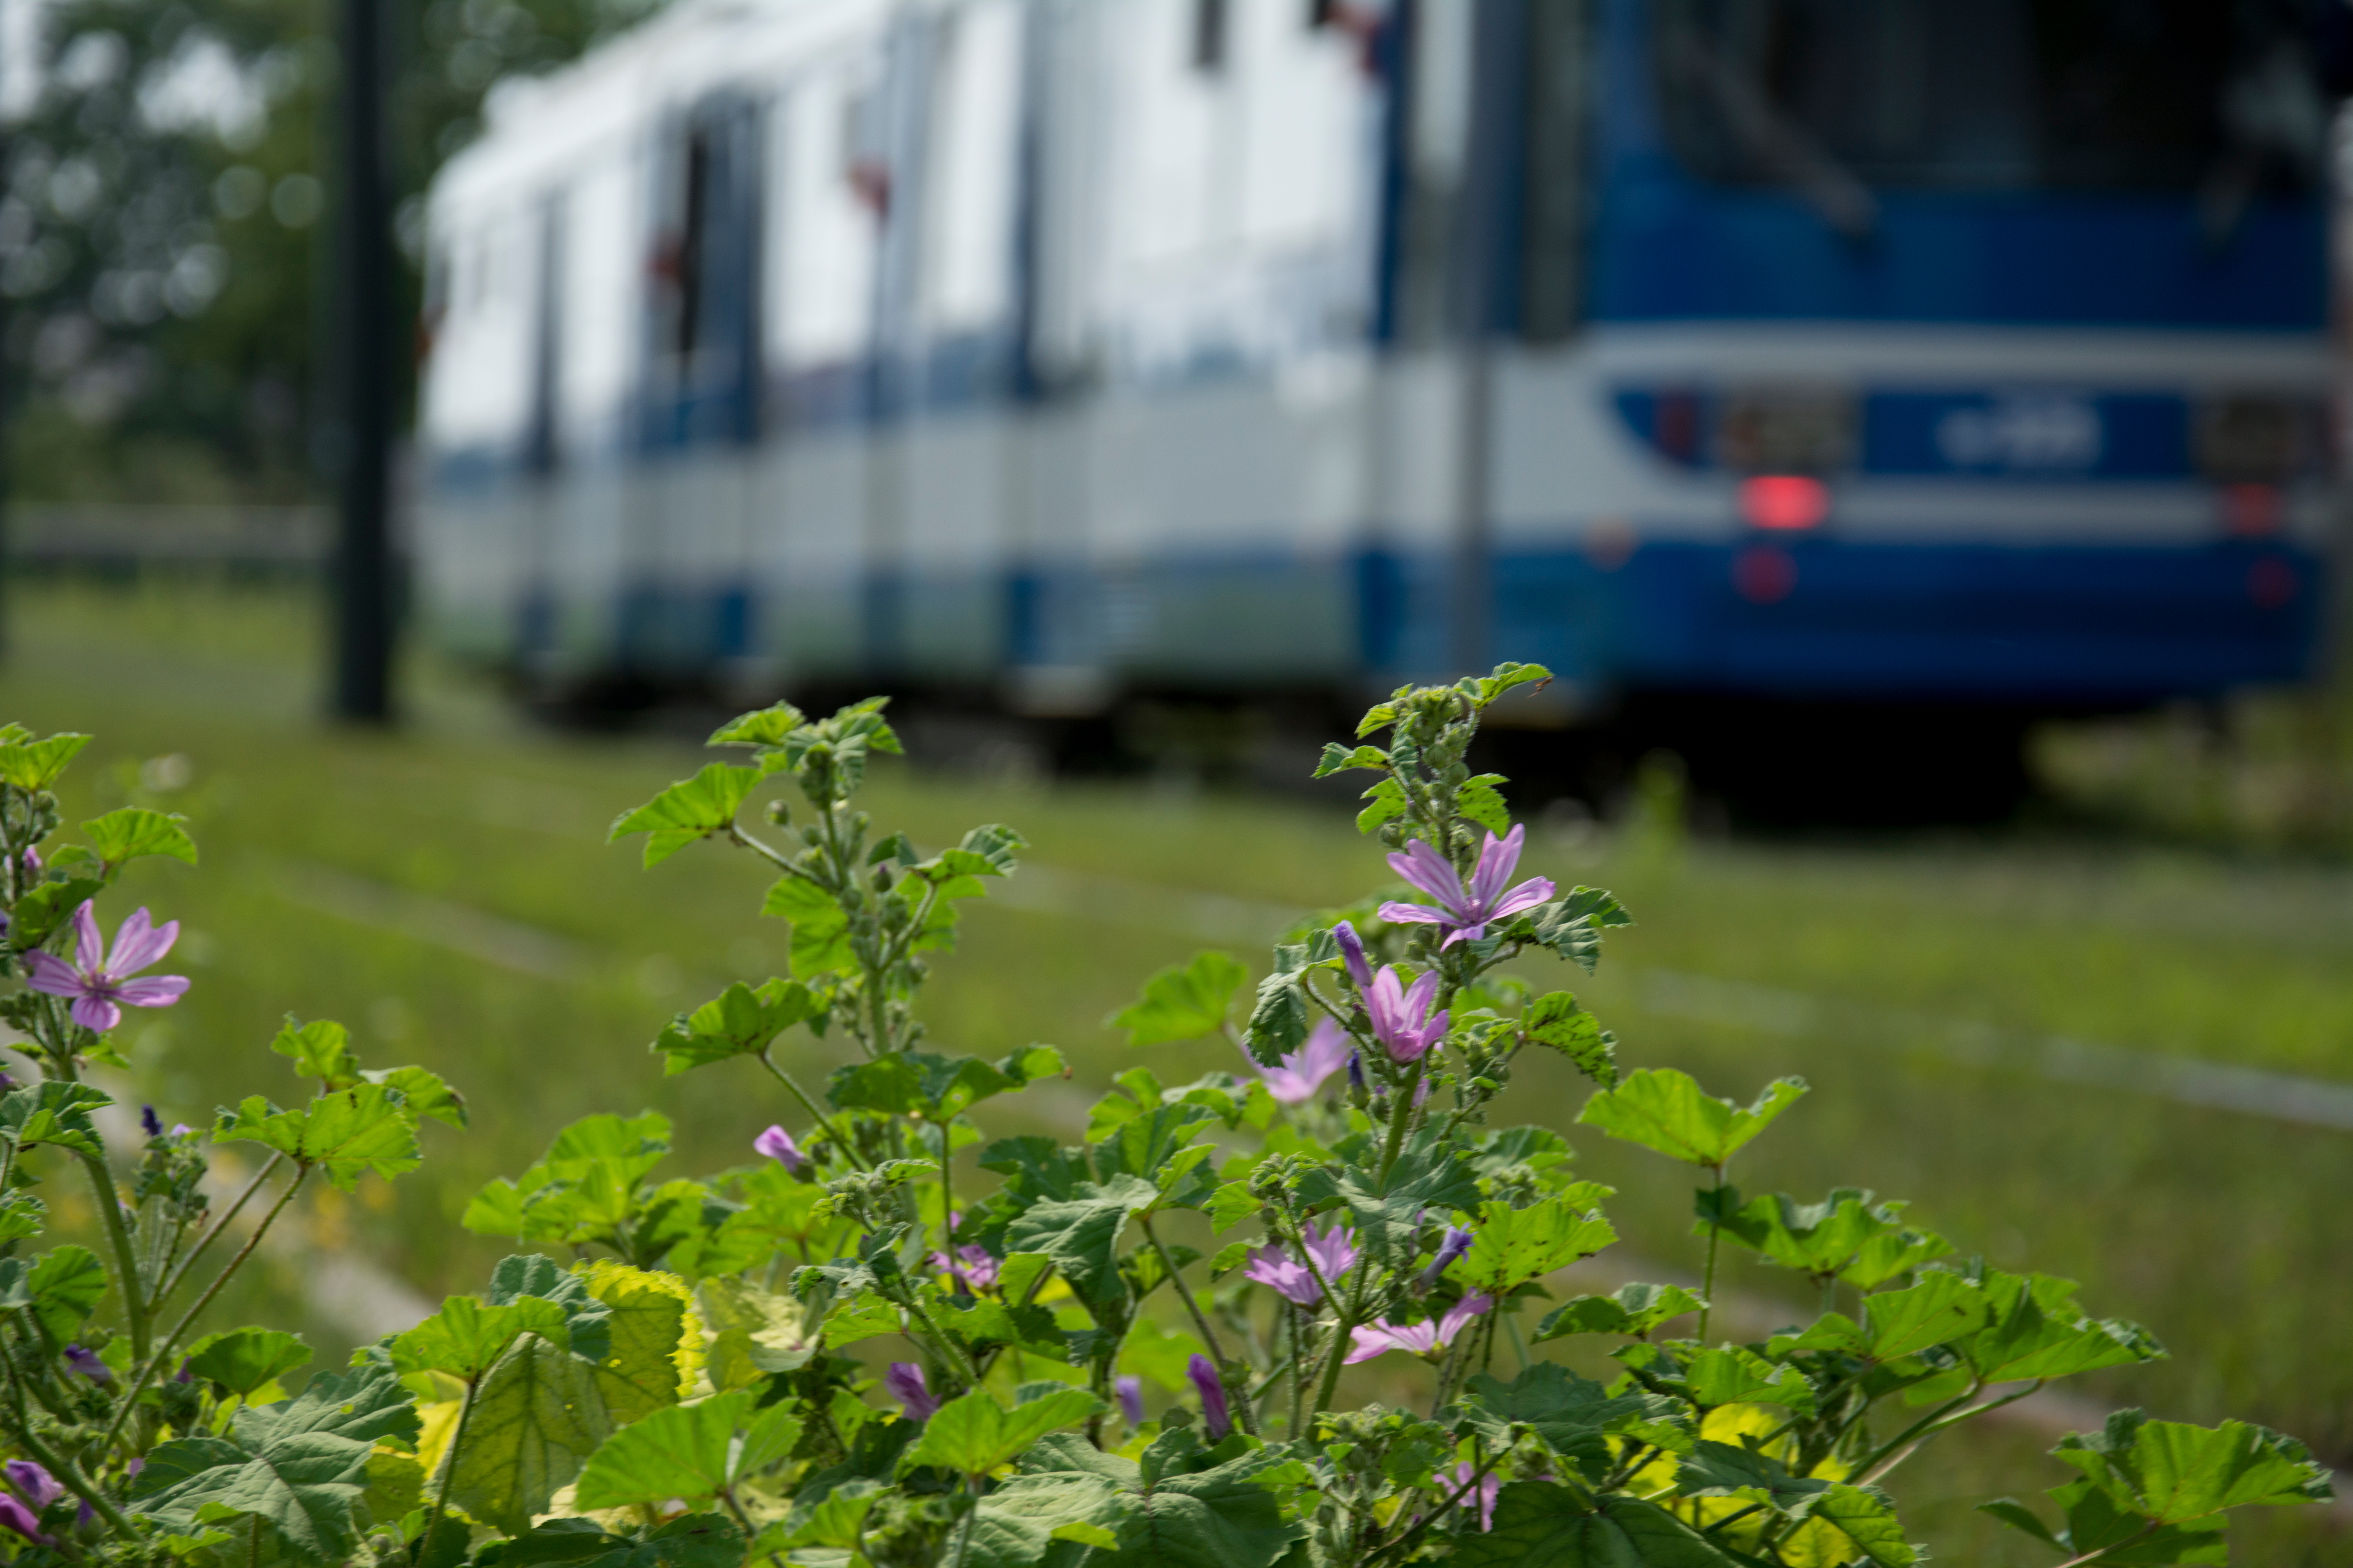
left=754, top=1052, right=872, bottom=1173
left=157, top=1154, right=282, bottom=1307
left=1697, top=1163, right=1725, bottom=1342
left=100, top=1164, right=309, bottom=1455
left=949, top=1477, right=982, bottom=1568
left=1856, top=1382, right=2043, bottom=1486
left=9, top=1419, right=139, bottom=1540
left=1311, top=1250, right=1372, bottom=1420
left=51, top=1052, right=150, bottom=1362
left=423, top=1373, right=482, bottom=1545
left=1138, top=1215, right=1225, bottom=1364
left=1374, top=1059, right=1424, bottom=1187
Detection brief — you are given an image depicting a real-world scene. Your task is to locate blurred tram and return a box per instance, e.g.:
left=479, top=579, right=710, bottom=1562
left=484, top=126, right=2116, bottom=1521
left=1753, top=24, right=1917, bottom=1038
left=417, top=0, right=2349, bottom=801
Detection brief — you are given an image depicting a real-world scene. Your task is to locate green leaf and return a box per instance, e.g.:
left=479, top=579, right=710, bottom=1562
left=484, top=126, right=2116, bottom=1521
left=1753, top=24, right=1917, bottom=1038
left=438, top=1332, right=613, bottom=1535
left=1515, top=887, right=1635, bottom=972
left=607, top=765, right=764, bottom=867
left=1456, top=774, right=1513, bottom=834
left=9, top=877, right=103, bottom=949
left=1355, top=778, right=1408, bottom=834
left=1314, top=743, right=1389, bottom=779
left=1334, top=1130, right=1481, bottom=1268
left=132, top=1362, right=418, bottom=1566
left=181, top=1329, right=312, bottom=1399
left=904, top=1388, right=1103, bottom=1476
left=1810, top=1485, right=1920, bottom=1566
left=1682, top=1346, right=1816, bottom=1414
left=708, top=702, right=808, bottom=748
left=1674, top=1439, right=1830, bottom=1510
left=652, top=979, right=822, bottom=1075
left=1956, top=1270, right=2164, bottom=1385
left=81, top=807, right=198, bottom=867
left=20, top=1245, right=107, bottom=1340
left=2051, top=1409, right=2333, bottom=1527
left=271, top=1018, right=360, bottom=1086
left=0, top=732, right=88, bottom=789
left=494, top=1515, right=744, bottom=1568
left=1863, top=1271, right=1994, bottom=1362
left=1110, top=951, right=1248, bottom=1047
left=1005, top=1175, right=1159, bottom=1304
left=1576, top=1069, right=1807, bottom=1168
left=1534, top=1283, right=1706, bottom=1343
left=570, top=1389, right=802, bottom=1510
left=829, top=1047, right=1066, bottom=1122
left=1449, top=1197, right=1617, bottom=1293
left=0, top=1080, right=111, bottom=1158
left=1713, top=1187, right=1949, bottom=1286
left=759, top=875, right=853, bottom=977
left=1521, top=994, right=1619, bottom=1089
left=213, top=1084, right=422, bottom=1192
left=391, top=1296, right=574, bottom=1381
left=697, top=1276, right=816, bottom=1393
left=976, top=1431, right=1305, bottom=1568
left=1473, top=662, right=1554, bottom=707
left=1207, top=1182, right=1261, bottom=1234
left=365, top=1065, right=469, bottom=1130
left=1451, top=1481, right=1738, bottom=1567
left=1455, top=1365, right=1656, bottom=1478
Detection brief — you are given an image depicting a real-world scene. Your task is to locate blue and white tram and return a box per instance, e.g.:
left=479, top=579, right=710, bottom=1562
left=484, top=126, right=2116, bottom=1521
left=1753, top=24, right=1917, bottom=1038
left=417, top=0, right=2345, bottom=765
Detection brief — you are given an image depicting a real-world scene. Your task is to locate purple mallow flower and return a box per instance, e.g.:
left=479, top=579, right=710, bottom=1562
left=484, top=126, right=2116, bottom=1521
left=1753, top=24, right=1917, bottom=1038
left=24, top=904, right=189, bottom=1033
left=1419, top=1226, right=1475, bottom=1291
left=1186, top=1353, right=1232, bottom=1442
left=884, top=1362, right=937, bottom=1421
left=1332, top=920, right=1373, bottom=989
left=1344, top=1294, right=1495, bottom=1364
left=753, top=1125, right=806, bottom=1172
left=5, top=1462, right=60, bottom=1510
left=141, top=1104, right=162, bottom=1138
left=1250, top=1017, right=1350, bottom=1105
left=1379, top=826, right=1555, bottom=948
left=1245, top=1219, right=1359, bottom=1306
left=1115, top=1374, right=1144, bottom=1426
left=927, top=1244, right=1000, bottom=1293
left=1365, top=966, right=1448, bottom=1064
left=1451, top=1462, right=1501, bottom=1531
left=1347, top=1052, right=1365, bottom=1092
left=63, top=1345, right=110, bottom=1383
left=0, top=1495, right=48, bottom=1546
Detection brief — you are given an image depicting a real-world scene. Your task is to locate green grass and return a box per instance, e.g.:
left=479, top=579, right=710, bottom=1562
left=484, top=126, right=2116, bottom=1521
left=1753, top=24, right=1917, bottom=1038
left=7, top=576, right=2353, bottom=1562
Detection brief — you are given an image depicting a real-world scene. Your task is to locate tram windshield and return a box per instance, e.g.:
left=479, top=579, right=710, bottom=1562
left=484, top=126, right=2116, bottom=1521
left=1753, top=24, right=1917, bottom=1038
left=1655, top=0, right=2331, bottom=196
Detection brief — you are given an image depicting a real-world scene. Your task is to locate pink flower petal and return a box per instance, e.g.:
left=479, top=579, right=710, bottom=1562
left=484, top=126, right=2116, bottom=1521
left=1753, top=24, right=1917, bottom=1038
left=1376, top=901, right=1448, bottom=927
left=113, top=976, right=189, bottom=1008
left=21, top=951, right=84, bottom=998
left=1468, top=826, right=1526, bottom=907
left=69, top=904, right=103, bottom=976
left=106, top=909, right=178, bottom=976
left=1488, top=879, right=1555, bottom=922
left=1386, top=840, right=1466, bottom=912
left=71, top=996, right=121, bottom=1033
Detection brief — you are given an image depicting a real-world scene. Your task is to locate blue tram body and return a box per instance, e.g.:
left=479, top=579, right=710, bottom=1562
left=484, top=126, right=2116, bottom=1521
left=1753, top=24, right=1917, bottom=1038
left=416, top=0, right=2344, bottom=729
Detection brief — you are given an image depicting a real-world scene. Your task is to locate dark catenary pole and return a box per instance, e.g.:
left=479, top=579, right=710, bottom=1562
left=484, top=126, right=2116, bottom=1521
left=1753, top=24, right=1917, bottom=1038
left=329, top=0, right=395, bottom=720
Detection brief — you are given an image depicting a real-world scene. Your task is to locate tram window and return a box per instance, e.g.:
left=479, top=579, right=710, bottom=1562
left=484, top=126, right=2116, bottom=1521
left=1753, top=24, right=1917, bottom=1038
left=1194, top=0, right=1229, bottom=73
left=675, top=128, right=713, bottom=358
left=1655, top=0, right=2328, bottom=194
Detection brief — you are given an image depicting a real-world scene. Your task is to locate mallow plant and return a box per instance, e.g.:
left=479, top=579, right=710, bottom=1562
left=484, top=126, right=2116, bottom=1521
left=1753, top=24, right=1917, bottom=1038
left=0, top=671, right=2328, bottom=1568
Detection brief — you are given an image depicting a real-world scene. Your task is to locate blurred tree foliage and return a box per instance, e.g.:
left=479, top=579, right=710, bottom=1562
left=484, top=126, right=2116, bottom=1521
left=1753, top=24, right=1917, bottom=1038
left=0, top=0, right=664, bottom=502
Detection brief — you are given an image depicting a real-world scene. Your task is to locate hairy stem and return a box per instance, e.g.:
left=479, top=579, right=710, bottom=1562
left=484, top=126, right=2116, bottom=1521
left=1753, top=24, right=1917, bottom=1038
left=100, top=1164, right=309, bottom=1455
left=158, top=1154, right=284, bottom=1308
left=1697, top=1163, right=1725, bottom=1342
left=423, top=1372, right=483, bottom=1546
left=754, top=1053, right=873, bottom=1174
